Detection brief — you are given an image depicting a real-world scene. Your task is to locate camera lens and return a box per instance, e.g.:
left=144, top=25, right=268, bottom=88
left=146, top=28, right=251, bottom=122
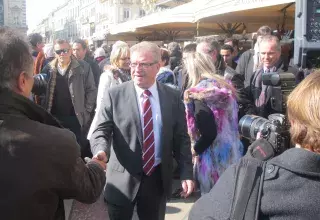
left=239, top=115, right=270, bottom=140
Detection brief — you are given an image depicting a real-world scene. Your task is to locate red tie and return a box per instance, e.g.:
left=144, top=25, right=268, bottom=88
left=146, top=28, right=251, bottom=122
left=142, top=90, right=155, bottom=176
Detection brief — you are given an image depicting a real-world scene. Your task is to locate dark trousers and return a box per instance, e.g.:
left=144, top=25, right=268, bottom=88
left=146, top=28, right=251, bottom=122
left=107, top=165, right=167, bottom=220
left=54, top=115, right=92, bottom=158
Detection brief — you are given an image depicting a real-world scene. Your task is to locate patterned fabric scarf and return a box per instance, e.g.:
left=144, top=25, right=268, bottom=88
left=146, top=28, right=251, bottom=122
left=253, top=66, right=277, bottom=108
left=111, top=68, right=131, bottom=82
left=184, top=78, right=243, bottom=194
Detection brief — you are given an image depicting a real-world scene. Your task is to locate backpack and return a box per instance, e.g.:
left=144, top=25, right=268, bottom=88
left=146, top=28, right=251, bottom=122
left=230, top=138, right=277, bottom=220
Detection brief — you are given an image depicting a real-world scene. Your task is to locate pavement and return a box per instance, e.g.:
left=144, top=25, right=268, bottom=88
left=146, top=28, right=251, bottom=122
left=64, top=180, right=200, bottom=220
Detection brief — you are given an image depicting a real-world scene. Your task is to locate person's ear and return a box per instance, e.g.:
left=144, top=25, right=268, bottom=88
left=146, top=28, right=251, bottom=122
left=155, top=62, right=161, bottom=70
left=16, top=72, right=27, bottom=94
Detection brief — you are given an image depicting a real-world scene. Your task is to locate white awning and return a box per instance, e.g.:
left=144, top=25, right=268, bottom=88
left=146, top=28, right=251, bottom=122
left=109, top=1, right=196, bottom=35
left=109, top=0, right=295, bottom=35
left=195, top=0, right=295, bottom=21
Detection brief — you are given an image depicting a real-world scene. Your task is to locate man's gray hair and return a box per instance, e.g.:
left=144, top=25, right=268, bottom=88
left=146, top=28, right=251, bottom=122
left=0, top=27, right=33, bottom=90
left=55, top=39, right=71, bottom=48
left=259, top=35, right=281, bottom=51
left=130, top=41, right=161, bottom=62
left=196, top=37, right=221, bottom=53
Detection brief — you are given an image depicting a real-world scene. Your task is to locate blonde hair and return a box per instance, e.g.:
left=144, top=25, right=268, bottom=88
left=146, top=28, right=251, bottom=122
left=184, top=52, right=235, bottom=92
left=287, top=71, right=320, bottom=153
left=110, top=41, right=130, bottom=68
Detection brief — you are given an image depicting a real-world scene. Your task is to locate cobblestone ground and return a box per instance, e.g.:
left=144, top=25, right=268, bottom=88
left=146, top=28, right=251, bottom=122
left=67, top=180, right=200, bottom=220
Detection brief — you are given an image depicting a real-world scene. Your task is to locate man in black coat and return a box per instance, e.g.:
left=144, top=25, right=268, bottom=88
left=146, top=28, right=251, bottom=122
left=244, top=35, right=298, bottom=118
left=0, top=27, right=106, bottom=220
left=73, top=39, right=101, bottom=87
left=33, top=39, right=97, bottom=159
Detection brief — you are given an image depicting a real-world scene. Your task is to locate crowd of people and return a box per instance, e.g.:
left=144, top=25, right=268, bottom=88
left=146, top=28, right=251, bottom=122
left=0, top=23, right=319, bottom=220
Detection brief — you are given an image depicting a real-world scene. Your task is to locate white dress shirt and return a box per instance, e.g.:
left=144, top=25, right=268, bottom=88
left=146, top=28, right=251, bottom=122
left=134, top=82, right=162, bottom=166
left=57, top=61, right=71, bottom=76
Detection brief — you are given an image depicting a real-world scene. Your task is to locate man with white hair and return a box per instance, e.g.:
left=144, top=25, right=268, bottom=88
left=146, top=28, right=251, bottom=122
left=247, top=35, right=298, bottom=117
left=90, top=41, right=194, bottom=220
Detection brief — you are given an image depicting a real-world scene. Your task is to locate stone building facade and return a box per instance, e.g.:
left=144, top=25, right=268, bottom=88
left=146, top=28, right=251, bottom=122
left=1, top=0, right=28, bottom=32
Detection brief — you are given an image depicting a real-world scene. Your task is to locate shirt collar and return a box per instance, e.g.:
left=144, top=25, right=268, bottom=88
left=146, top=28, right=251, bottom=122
left=58, top=61, right=71, bottom=70
left=134, top=81, right=158, bottom=98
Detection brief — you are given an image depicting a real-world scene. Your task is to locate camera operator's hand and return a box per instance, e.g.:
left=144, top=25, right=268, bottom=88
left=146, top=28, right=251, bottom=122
left=256, top=131, right=262, bottom=139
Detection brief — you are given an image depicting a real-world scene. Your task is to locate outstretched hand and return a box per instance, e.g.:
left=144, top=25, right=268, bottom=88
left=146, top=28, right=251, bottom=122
left=93, top=150, right=108, bottom=162
left=91, top=150, right=108, bottom=170
left=181, top=180, right=195, bottom=198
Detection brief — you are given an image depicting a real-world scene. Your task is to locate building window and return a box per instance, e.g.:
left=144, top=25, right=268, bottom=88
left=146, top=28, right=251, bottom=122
left=139, top=9, right=145, bottom=17
left=91, top=8, right=95, bottom=17
left=123, top=8, right=130, bottom=20
left=13, top=16, right=20, bottom=25
left=120, top=0, right=132, bottom=3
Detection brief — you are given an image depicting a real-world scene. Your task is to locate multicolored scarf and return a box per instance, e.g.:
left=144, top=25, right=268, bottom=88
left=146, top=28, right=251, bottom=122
left=184, top=78, right=243, bottom=194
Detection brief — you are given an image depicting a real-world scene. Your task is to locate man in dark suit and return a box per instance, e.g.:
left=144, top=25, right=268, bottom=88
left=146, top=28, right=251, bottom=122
left=89, top=41, right=194, bottom=220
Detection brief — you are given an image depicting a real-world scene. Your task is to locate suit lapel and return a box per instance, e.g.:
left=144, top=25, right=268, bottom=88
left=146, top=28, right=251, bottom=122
left=127, top=82, right=143, bottom=146
left=157, top=82, right=170, bottom=150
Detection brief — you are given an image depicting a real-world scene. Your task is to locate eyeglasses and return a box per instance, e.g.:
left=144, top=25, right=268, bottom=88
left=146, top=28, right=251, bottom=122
left=55, top=49, right=69, bottom=55
left=130, top=62, right=157, bottom=68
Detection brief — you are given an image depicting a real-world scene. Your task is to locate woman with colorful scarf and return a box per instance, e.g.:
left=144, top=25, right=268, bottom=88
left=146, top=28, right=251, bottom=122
left=183, top=52, right=243, bottom=194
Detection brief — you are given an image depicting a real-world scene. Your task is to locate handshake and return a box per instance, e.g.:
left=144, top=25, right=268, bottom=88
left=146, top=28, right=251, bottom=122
left=85, top=151, right=108, bottom=170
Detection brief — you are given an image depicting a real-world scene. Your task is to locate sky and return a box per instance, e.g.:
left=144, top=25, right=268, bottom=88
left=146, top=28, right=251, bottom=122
left=26, top=0, right=66, bottom=32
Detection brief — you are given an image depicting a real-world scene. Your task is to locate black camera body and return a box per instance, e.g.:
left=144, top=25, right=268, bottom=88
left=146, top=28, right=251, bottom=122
left=239, top=72, right=294, bottom=159
left=262, top=72, right=296, bottom=113
left=239, top=114, right=291, bottom=160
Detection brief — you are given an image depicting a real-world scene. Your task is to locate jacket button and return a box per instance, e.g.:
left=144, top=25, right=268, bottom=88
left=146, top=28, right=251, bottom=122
left=266, top=164, right=275, bottom=173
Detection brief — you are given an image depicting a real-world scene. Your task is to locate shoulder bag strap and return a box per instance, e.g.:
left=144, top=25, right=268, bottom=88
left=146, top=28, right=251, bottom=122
left=230, top=158, right=266, bottom=220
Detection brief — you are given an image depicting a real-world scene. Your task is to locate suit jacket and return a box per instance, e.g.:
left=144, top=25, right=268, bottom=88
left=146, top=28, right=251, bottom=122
left=90, top=81, right=193, bottom=205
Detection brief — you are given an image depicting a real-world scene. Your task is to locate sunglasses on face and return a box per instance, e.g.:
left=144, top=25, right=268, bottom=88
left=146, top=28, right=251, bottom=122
left=55, top=49, right=69, bottom=55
